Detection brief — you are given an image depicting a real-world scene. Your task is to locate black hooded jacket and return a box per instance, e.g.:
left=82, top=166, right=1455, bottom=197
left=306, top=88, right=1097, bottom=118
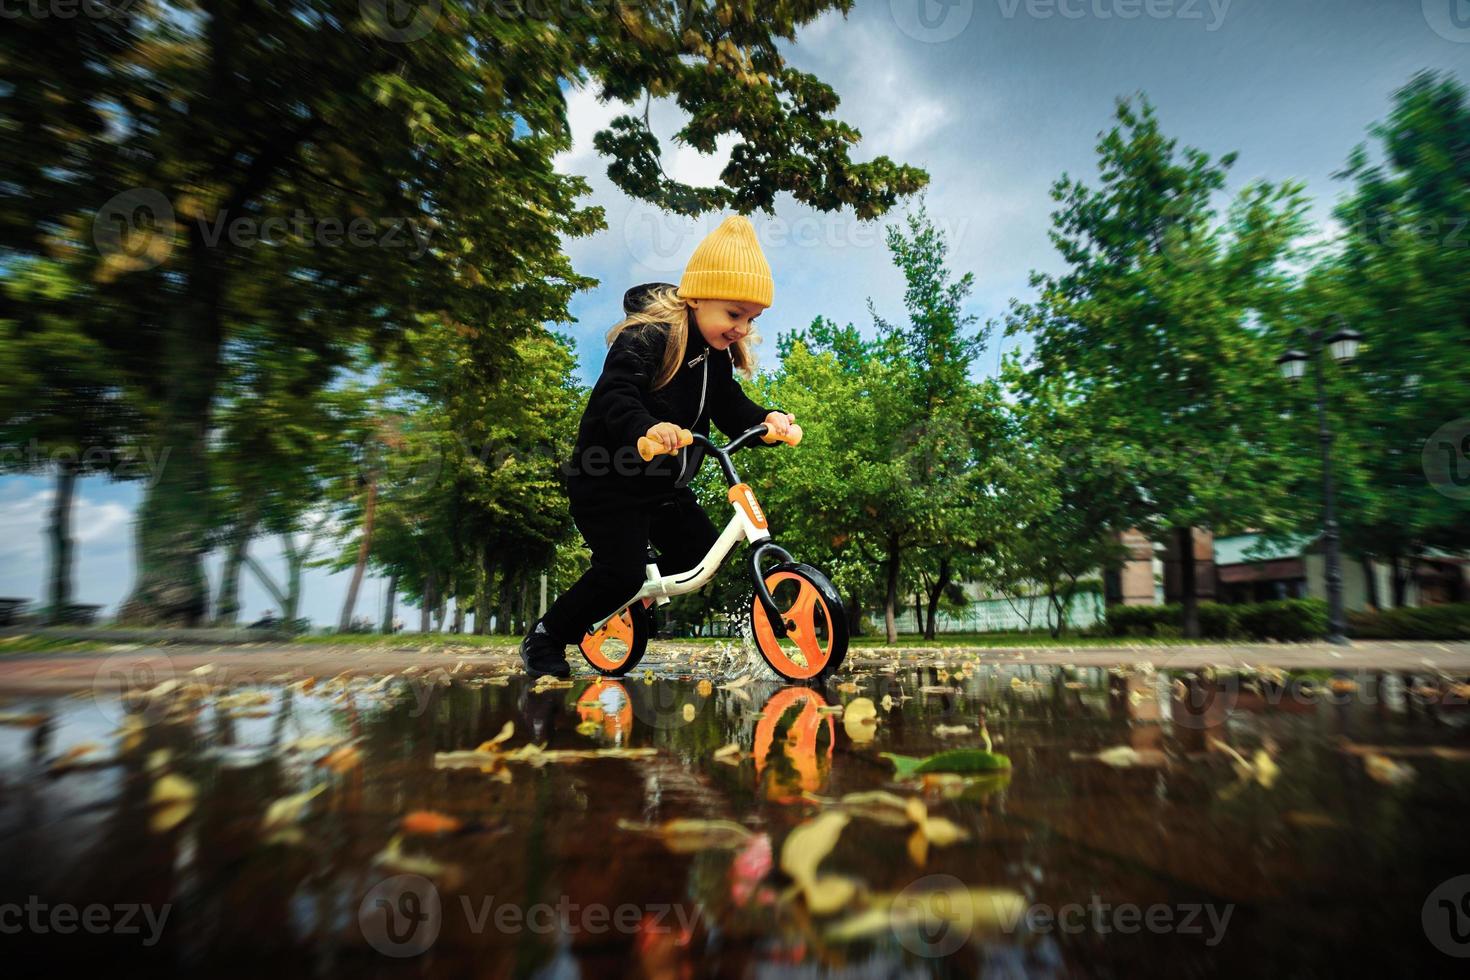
left=563, top=290, right=777, bottom=507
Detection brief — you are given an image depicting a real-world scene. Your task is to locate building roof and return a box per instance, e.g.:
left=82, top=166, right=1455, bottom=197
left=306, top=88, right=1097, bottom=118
left=1214, top=532, right=1318, bottom=566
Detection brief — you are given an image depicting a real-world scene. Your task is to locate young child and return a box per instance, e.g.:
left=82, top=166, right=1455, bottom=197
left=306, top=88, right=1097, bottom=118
left=521, top=215, right=796, bottom=678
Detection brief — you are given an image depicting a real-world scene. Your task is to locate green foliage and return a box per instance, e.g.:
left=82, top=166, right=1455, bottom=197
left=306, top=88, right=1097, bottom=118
left=1348, top=603, right=1470, bottom=640
left=1103, top=599, right=1327, bottom=641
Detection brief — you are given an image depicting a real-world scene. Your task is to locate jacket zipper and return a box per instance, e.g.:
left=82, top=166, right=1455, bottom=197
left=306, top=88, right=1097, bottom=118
left=676, top=355, right=709, bottom=485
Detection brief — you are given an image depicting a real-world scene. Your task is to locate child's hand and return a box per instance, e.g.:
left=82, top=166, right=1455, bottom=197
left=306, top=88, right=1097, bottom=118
left=645, top=421, right=685, bottom=453
left=764, top=411, right=796, bottom=439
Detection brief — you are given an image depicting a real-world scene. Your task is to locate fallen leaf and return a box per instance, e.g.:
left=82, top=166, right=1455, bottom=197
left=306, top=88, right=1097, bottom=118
left=842, top=698, right=878, bottom=743
left=824, top=887, right=1028, bottom=943
left=1363, top=753, right=1415, bottom=786
left=373, top=834, right=464, bottom=889
left=401, top=810, right=464, bottom=836
left=884, top=750, right=1012, bottom=777
left=1072, top=746, right=1170, bottom=769
left=476, top=720, right=514, bottom=753
left=319, top=744, right=361, bottom=774
left=618, top=818, right=754, bottom=853
left=780, top=812, right=849, bottom=892
left=149, top=773, right=197, bottom=833
left=712, top=743, right=744, bottom=765
left=933, top=724, right=972, bottom=737
left=262, top=784, right=326, bottom=843
left=49, top=743, right=103, bottom=773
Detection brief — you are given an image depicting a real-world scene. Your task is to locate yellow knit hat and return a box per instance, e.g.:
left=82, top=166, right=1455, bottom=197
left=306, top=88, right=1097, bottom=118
left=677, top=214, right=774, bottom=307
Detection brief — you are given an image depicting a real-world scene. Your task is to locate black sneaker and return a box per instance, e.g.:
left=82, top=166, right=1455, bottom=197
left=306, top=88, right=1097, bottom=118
left=520, top=620, right=571, bottom=679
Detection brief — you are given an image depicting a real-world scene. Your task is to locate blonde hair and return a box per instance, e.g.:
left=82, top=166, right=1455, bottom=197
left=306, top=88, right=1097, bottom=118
left=606, top=286, right=760, bottom=390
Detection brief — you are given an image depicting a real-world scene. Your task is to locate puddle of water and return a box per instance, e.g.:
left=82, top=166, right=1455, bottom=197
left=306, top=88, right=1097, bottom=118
left=1, top=664, right=1468, bottom=975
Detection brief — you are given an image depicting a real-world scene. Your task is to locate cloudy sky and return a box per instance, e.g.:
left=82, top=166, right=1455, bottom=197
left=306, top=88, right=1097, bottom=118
left=2, top=0, right=1464, bottom=628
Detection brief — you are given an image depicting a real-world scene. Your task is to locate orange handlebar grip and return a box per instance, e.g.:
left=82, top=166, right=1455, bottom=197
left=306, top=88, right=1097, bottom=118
left=637, top=427, right=694, bottom=461
left=761, top=423, right=803, bottom=447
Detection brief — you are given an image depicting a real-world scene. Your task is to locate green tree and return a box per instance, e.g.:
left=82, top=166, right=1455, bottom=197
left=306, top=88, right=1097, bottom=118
left=1006, top=97, right=1308, bottom=636
left=1321, top=71, right=1470, bottom=601
left=1, top=1, right=924, bottom=625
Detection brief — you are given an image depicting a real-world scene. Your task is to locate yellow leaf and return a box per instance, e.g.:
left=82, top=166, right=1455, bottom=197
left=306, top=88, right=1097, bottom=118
left=780, top=812, right=850, bottom=888
left=804, top=875, right=858, bottom=916
left=149, top=773, right=196, bottom=834
left=907, top=827, right=928, bottom=867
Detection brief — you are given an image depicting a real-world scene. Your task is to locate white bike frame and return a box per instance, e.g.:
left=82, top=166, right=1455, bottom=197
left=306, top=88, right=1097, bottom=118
left=588, top=487, right=770, bottom=634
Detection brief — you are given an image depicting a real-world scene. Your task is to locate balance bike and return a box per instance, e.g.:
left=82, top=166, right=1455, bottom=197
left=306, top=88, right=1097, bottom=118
left=577, top=423, right=848, bottom=684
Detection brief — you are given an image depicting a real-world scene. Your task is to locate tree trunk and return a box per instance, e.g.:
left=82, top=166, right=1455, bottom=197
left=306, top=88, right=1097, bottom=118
left=452, top=600, right=466, bottom=634
left=497, top=572, right=515, bottom=635
left=517, top=574, right=532, bottom=635
left=420, top=568, right=436, bottom=633
left=475, top=544, right=494, bottom=635
left=213, top=502, right=259, bottom=627
left=883, top=545, right=902, bottom=645
left=338, top=477, right=378, bottom=631
left=923, top=556, right=951, bottom=640
left=118, top=241, right=223, bottom=626
left=1362, top=556, right=1380, bottom=611
left=846, top=590, right=864, bottom=637
left=45, top=460, right=79, bottom=625
left=1390, top=553, right=1409, bottom=608
left=1176, top=526, right=1200, bottom=638
left=381, top=571, right=399, bottom=633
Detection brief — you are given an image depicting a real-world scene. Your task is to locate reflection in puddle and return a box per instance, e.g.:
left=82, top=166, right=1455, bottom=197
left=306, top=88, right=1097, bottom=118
left=0, top=663, right=1468, bottom=974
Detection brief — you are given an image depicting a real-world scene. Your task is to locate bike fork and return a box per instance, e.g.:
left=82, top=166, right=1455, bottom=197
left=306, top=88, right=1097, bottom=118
left=749, top=540, right=794, bottom=639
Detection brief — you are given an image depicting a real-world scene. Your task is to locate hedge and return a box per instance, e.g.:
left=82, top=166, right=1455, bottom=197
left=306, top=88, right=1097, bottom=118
left=1347, top=603, right=1470, bottom=640
left=1103, top=599, right=1327, bottom=641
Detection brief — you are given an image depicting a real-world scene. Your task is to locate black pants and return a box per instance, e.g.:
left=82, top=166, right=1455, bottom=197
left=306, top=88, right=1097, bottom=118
left=538, top=487, right=719, bottom=644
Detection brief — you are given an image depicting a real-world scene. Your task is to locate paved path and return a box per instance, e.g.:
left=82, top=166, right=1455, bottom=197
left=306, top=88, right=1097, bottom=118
left=0, top=640, right=1466, bottom=695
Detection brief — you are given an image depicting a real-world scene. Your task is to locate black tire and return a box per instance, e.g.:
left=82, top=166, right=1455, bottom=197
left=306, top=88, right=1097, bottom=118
left=749, top=561, right=849, bottom=684
left=578, top=602, right=653, bottom=677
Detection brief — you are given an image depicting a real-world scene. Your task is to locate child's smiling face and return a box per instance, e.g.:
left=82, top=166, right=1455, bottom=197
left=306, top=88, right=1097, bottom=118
left=688, top=298, right=765, bottom=351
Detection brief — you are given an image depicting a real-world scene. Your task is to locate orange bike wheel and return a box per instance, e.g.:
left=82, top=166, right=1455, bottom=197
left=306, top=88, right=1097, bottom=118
left=750, top=562, right=848, bottom=683
left=579, top=603, right=652, bottom=676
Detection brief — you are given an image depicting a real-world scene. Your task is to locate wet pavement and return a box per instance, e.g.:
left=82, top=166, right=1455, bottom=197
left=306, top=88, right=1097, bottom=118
left=2, top=653, right=1470, bottom=977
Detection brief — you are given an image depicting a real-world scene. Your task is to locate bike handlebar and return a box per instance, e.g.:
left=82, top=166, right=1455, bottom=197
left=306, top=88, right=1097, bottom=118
left=636, top=422, right=802, bottom=462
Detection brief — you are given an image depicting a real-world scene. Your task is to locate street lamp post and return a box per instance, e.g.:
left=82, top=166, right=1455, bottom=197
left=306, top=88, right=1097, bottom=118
left=1276, top=322, right=1363, bottom=646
